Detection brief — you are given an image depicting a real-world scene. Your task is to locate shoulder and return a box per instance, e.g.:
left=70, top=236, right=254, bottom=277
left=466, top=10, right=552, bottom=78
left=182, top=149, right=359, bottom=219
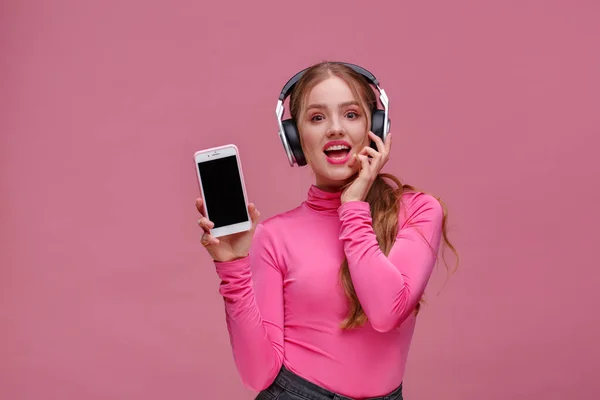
left=252, top=204, right=305, bottom=246
left=258, top=204, right=305, bottom=232
left=250, top=206, right=305, bottom=273
left=398, top=190, right=443, bottom=228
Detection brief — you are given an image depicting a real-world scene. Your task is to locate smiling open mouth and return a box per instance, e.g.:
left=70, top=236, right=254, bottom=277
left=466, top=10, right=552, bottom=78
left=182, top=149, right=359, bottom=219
left=324, top=144, right=350, bottom=159
left=323, top=142, right=352, bottom=164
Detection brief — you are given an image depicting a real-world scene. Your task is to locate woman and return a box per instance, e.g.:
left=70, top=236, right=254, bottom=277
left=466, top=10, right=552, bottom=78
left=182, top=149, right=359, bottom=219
left=195, top=61, right=457, bottom=400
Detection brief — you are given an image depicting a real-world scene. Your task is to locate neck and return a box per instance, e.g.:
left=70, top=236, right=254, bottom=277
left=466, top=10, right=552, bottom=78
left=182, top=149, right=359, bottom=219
left=315, top=183, right=344, bottom=192
left=304, top=184, right=343, bottom=215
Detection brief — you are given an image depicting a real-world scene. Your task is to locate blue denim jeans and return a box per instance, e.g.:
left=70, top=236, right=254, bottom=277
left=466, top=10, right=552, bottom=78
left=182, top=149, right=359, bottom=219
left=255, top=366, right=403, bottom=400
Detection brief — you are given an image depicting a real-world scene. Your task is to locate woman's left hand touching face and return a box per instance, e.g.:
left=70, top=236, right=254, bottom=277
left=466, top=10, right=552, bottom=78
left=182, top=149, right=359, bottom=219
left=341, top=131, right=392, bottom=204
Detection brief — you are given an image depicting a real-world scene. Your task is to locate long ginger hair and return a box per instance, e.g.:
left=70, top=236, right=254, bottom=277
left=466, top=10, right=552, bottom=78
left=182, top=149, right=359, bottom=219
left=289, top=61, right=459, bottom=329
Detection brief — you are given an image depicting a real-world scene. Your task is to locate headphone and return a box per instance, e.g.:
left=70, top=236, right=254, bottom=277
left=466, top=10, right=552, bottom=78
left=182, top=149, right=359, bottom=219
left=275, top=62, right=390, bottom=167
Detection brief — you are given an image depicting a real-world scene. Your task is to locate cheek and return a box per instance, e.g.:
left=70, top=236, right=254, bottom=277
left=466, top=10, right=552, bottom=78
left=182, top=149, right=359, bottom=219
left=350, top=132, right=370, bottom=150
left=346, top=121, right=369, bottom=145
left=299, top=128, right=321, bottom=155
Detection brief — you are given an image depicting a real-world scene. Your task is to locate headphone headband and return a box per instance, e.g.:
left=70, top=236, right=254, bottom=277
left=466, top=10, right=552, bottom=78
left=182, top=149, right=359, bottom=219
left=278, top=62, right=380, bottom=101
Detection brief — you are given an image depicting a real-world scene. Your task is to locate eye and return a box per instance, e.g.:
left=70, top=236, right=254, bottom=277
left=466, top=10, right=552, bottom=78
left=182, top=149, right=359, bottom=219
left=345, top=111, right=360, bottom=119
left=310, top=114, right=324, bottom=122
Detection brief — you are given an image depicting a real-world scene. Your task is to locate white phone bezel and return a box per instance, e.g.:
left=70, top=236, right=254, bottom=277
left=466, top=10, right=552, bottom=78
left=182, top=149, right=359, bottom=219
left=193, top=144, right=252, bottom=238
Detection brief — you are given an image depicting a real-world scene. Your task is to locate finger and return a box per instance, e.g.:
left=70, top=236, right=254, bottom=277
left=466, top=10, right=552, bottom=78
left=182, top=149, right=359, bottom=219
left=384, top=131, right=392, bottom=155
left=357, top=154, right=371, bottom=175
left=195, top=198, right=206, bottom=215
left=368, top=131, right=385, bottom=153
left=197, top=216, right=214, bottom=232
left=359, top=147, right=380, bottom=172
left=201, top=232, right=220, bottom=246
left=357, top=147, right=369, bottom=156
left=248, top=203, right=261, bottom=227
left=361, top=146, right=379, bottom=159
left=347, top=153, right=358, bottom=168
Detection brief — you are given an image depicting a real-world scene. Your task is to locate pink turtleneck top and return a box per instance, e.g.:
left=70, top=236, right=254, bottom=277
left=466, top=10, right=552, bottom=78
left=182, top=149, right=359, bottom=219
left=213, top=185, right=443, bottom=399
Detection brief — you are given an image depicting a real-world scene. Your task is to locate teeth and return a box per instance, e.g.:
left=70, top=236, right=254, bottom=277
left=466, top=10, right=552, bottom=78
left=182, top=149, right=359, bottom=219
left=325, top=145, right=349, bottom=151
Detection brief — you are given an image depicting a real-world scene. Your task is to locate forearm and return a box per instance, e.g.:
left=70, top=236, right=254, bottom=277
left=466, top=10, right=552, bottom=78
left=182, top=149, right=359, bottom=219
left=338, top=198, right=442, bottom=331
left=215, top=256, right=284, bottom=391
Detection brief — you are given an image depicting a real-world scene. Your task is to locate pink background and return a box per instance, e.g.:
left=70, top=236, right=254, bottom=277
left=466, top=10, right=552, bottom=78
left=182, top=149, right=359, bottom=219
left=2, top=1, right=599, bottom=399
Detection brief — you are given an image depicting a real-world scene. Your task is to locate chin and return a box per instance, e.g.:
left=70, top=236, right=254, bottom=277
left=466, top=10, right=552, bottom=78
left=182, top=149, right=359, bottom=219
left=314, top=164, right=357, bottom=189
left=327, top=169, right=354, bottom=181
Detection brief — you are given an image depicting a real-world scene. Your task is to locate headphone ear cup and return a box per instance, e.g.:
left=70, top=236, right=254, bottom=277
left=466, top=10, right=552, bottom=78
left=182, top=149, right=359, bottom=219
left=282, top=118, right=307, bottom=166
left=370, top=109, right=387, bottom=149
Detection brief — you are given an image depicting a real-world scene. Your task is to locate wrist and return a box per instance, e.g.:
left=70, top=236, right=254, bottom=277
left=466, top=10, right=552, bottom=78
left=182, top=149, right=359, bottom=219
left=341, top=195, right=368, bottom=204
left=213, top=253, right=249, bottom=263
left=341, top=195, right=365, bottom=204
left=338, top=199, right=370, bottom=212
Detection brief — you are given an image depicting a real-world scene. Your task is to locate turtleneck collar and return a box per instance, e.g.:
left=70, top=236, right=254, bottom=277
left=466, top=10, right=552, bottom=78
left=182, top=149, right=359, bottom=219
left=304, top=185, right=343, bottom=215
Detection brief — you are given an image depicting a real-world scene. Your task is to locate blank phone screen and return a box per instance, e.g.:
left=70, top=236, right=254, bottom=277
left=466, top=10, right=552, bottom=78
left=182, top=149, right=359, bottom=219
left=198, top=155, right=248, bottom=228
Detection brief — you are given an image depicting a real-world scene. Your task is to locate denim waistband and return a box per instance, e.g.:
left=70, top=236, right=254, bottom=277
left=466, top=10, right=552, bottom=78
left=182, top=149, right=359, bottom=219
left=272, top=366, right=403, bottom=400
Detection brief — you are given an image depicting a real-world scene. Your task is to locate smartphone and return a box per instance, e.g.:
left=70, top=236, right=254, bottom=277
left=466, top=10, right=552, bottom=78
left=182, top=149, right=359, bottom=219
left=193, top=144, right=252, bottom=237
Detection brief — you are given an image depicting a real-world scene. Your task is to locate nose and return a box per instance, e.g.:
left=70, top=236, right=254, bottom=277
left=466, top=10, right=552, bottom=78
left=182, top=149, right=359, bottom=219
left=326, top=116, right=344, bottom=137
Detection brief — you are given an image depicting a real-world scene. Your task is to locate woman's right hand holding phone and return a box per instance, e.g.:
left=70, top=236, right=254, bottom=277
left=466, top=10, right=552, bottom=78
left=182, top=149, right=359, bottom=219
left=195, top=198, right=260, bottom=262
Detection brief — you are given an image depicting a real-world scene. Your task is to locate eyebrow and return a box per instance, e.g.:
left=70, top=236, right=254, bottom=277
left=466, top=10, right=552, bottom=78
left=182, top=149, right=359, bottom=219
left=305, top=100, right=360, bottom=111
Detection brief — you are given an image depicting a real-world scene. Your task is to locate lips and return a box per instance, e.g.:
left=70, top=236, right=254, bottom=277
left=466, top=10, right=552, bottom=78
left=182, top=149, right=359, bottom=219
left=323, top=140, right=352, bottom=165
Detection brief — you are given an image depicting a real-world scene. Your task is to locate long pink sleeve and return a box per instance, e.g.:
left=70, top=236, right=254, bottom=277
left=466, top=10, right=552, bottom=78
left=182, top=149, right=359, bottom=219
left=214, top=224, right=284, bottom=391
left=337, top=192, right=444, bottom=332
